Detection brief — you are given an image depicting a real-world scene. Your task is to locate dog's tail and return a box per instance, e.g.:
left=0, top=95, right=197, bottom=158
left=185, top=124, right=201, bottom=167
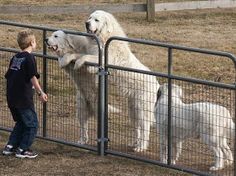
left=108, top=104, right=121, bottom=114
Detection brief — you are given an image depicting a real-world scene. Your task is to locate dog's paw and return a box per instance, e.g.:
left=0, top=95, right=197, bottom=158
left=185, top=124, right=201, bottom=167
left=133, top=143, right=147, bottom=152
left=58, top=57, right=65, bottom=68
left=77, top=138, right=88, bottom=145
left=225, top=159, right=233, bottom=165
left=58, top=57, right=70, bottom=68
left=134, top=146, right=145, bottom=152
left=77, top=140, right=86, bottom=145
left=209, top=165, right=223, bottom=171
left=74, top=59, right=85, bottom=70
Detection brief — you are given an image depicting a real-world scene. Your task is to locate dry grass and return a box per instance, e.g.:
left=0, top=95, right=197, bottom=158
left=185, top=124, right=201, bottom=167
left=0, top=132, right=189, bottom=176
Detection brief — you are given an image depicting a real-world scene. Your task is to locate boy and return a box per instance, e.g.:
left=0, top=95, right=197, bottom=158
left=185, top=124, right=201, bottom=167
left=2, top=29, right=48, bottom=158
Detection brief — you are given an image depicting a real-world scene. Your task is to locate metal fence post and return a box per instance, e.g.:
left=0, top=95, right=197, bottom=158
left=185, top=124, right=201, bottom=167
left=42, top=29, right=47, bottom=137
left=167, top=47, right=172, bottom=165
left=147, top=0, right=155, bottom=22
left=97, top=39, right=108, bottom=156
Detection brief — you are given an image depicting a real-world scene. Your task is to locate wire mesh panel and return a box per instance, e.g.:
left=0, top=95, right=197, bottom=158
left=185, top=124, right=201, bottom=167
left=46, top=60, right=99, bottom=147
left=0, top=51, right=15, bottom=130
left=104, top=37, right=236, bottom=176
left=0, top=21, right=101, bottom=152
left=156, top=80, right=235, bottom=176
left=0, top=50, right=99, bottom=149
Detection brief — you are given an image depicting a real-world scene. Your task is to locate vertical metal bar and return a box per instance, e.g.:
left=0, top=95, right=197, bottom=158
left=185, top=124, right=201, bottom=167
left=234, top=63, right=236, bottom=176
left=97, top=37, right=106, bottom=156
left=101, top=37, right=110, bottom=156
left=167, top=47, right=172, bottom=165
left=104, top=43, right=109, bottom=154
left=42, top=30, right=47, bottom=137
left=146, top=0, right=155, bottom=22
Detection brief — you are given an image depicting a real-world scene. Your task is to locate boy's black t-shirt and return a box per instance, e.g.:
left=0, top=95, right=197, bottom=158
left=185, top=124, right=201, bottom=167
left=5, top=51, right=40, bottom=109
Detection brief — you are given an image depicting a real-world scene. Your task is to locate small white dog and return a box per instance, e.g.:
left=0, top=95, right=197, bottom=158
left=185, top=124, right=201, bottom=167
left=155, top=83, right=235, bottom=171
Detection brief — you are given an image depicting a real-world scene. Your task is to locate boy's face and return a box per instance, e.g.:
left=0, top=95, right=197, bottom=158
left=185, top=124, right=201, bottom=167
left=31, top=37, right=36, bottom=50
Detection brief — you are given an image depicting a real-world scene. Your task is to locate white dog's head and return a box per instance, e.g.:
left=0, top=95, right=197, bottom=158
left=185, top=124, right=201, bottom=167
left=159, top=83, right=183, bottom=98
left=85, top=10, right=126, bottom=42
left=45, top=30, right=75, bottom=57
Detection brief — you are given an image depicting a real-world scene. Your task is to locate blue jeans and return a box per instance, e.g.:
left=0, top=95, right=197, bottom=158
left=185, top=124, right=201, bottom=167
left=7, top=108, right=38, bottom=150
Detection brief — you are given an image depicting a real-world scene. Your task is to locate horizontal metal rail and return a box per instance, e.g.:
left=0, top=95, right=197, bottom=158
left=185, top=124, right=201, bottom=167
left=106, top=36, right=236, bottom=66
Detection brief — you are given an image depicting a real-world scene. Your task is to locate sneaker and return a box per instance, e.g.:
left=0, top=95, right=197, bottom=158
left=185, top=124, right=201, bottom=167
left=2, top=145, right=16, bottom=155
left=15, top=148, right=38, bottom=159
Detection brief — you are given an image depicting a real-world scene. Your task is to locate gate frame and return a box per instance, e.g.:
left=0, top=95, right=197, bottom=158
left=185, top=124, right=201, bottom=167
left=104, top=36, right=236, bottom=176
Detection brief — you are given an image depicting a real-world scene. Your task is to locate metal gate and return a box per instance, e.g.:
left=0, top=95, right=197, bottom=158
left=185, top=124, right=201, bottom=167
left=104, top=36, right=236, bottom=176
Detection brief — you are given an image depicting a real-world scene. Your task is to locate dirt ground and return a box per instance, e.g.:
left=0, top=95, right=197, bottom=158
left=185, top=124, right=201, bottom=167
left=0, top=132, right=189, bottom=176
left=0, top=1, right=236, bottom=176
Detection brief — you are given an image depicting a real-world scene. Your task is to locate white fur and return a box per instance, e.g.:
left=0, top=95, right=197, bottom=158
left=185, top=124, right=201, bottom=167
left=47, top=11, right=160, bottom=152
left=154, top=83, right=235, bottom=170
left=46, top=30, right=104, bottom=144
left=82, top=10, right=160, bottom=152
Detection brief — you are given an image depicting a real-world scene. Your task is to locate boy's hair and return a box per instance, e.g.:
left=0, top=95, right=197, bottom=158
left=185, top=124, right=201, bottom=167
left=17, top=29, right=35, bottom=50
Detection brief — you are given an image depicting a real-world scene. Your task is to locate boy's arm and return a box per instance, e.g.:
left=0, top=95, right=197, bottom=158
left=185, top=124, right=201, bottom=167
left=31, top=76, right=48, bottom=102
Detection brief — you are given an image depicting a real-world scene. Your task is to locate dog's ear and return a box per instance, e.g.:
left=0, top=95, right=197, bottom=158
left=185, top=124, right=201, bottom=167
left=105, top=14, right=114, bottom=33
left=172, top=84, right=183, bottom=97
left=66, top=35, right=76, bottom=50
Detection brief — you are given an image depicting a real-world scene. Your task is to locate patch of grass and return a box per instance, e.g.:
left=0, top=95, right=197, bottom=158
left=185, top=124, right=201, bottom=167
left=0, top=131, right=190, bottom=176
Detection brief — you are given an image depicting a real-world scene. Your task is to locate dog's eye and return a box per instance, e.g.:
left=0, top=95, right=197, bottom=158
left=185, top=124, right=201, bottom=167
left=95, top=19, right=99, bottom=22
left=54, top=35, right=58, bottom=38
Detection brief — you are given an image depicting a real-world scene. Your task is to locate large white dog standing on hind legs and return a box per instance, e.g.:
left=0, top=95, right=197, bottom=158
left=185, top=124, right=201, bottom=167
left=155, top=83, right=235, bottom=171
left=79, top=10, right=160, bottom=152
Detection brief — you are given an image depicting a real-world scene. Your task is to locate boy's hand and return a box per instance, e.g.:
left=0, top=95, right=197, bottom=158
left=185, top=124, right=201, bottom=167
left=39, top=92, right=48, bottom=103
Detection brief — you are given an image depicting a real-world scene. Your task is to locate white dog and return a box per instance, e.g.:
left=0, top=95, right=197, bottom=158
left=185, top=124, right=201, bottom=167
left=45, top=30, right=98, bottom=68
left=155, top=83, right=235, bottom=171
left=65, top=10, right=160, bottom=152
left=46, top=30, right=104, bottom=145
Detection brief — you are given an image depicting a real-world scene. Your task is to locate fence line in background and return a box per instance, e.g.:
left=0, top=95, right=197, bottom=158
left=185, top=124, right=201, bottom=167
left=1, top=1, right=236, bottom=21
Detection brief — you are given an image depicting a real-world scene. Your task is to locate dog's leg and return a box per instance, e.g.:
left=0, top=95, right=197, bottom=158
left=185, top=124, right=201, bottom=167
left=221, top=138, right=233, bottom=165
left=140, top=113, right=152, bottom=151
left=159, top=128, right=168, bottom=164
left=74, top=55, right=98, bottom=73
left=173, top=140, right=183, bottom=164
left=133, top=97, right=154, bottom=152
left=76, top=90, right=89, bottom=144
left=133, top=107, right=145, bottom=152
left=202, top=133, right=224, bottom=170
left=127, top=98, right=138, bottom=148
left=209, top=146, right=224, bottom=171
left=58, top=53, right=79, bottom=68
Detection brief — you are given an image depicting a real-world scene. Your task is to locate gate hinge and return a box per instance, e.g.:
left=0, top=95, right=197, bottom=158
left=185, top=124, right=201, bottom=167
left=96, top=137, right=109, bottom=143
left=97, top=67, right=110, bottom=76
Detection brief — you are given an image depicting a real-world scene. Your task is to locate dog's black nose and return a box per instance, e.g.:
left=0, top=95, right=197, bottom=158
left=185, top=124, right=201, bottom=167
left=85, top=22, right=90, bottom=30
